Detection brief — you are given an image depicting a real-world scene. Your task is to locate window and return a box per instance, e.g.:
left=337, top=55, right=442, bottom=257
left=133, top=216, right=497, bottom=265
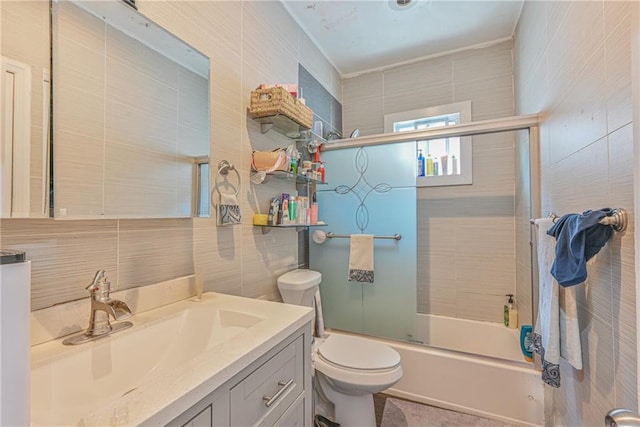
left=384, top=101, right=472, bottom=186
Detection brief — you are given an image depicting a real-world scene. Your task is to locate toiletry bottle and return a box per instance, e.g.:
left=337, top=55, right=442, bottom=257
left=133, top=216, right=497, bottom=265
left=291, top=157, right=298, bottom=175
left=417, top=149, right=425, bottom=177
left=317, top=162, right=326, bottom=183
left=282, top=199, right=289, bottom=224
left=452, top=155, right=458, bottom=175
left=504, top=294, right=518, bottom=329
left=426, top=154, right=433, bottom=176
left=433, top=157, right=439, bottom=176
left=311, top=193, right=318, bottom=224
left=290, top=195, right=297, bottom=222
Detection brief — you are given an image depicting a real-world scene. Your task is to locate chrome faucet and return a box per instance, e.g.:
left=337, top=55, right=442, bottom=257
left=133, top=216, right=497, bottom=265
left=62, top=270, right=133, bottom=345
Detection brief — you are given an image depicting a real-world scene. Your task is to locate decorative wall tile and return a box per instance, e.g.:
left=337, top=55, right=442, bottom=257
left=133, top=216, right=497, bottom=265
left=118, top=219, right=193, bottom=289
left=0, top=219, right=118, bottom=310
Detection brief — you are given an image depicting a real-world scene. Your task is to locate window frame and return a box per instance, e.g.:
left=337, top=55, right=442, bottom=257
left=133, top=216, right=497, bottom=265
left=384, top=101, right=472, bottom=187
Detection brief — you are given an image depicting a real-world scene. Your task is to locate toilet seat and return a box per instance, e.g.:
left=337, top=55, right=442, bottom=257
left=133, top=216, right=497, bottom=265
left=313, top=335, right=403, bottom=393
left=317, top=335, right=400, bottom=370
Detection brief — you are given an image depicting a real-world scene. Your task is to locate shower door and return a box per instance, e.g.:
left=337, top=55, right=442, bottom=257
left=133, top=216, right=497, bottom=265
left=309, top=142, right=417, bottom=342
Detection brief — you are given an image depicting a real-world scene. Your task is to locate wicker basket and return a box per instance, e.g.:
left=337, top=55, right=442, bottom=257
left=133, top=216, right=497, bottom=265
left=249, top=87, right=313, bottom=129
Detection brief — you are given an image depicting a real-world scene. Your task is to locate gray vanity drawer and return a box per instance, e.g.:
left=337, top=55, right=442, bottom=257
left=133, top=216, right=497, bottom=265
left=230, top=335, right=304, bottom=427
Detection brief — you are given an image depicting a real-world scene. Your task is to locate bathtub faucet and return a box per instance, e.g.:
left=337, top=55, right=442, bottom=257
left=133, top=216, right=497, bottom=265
left=62, top=270, right=133, bottom=345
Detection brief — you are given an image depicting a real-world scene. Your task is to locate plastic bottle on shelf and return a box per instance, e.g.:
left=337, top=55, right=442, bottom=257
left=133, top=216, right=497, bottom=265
left=433, top=157, right=439, bottom=176
left=452, top=155, right=458, bottom=175
left=426, top=154, right=433, bottom=176
left=317, top=162, right=326, bottom=183
left=417, top=149, right=425, bottom=177
left=311, top=193, right=318, bottom=224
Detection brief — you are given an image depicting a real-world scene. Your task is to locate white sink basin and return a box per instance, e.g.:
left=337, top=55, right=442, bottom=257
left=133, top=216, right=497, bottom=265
left=30, top=292, right=312, bottom=426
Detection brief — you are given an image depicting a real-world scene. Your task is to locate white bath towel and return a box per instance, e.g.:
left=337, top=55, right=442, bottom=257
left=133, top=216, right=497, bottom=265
left=216, top=192, right=241, bottom=226
left=533, top=217, right=561, bottom=387
left=348, top=234, right=374, bottom=283
left=313, top=290, right=326, bottom=338
left=559, top=285, right=582, bottom=370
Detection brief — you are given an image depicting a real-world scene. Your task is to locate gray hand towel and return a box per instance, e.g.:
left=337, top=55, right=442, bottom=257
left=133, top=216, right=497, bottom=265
left=217, top=192, right=241, bottom=226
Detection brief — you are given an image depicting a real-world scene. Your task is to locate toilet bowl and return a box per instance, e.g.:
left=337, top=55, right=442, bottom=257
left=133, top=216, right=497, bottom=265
left=277, top=269, right=403, bottom=427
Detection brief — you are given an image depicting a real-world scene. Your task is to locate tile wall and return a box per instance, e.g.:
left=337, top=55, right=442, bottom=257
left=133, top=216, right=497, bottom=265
left=514, top=1, right=636, bottom=424
left=0, top=1, right=341, bottom=327
left=341, top=41, right=521, bottom=324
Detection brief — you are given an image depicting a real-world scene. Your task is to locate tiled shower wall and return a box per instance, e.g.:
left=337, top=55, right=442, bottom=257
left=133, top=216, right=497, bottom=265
left=0, top=1, right=341, bottom=314
left=514, top=1, right=636, bottom=424
left=342, top=41, right=522, bottom=324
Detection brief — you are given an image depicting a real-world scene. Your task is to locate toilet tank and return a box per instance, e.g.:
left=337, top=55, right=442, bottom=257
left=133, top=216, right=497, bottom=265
left=277, top=269, right=321, bottom=307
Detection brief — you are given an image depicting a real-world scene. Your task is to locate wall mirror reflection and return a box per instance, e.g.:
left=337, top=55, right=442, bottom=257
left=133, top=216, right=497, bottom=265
left=0, top=0, right=51, bottom=218
left=52, top=0, right=211, bottom=219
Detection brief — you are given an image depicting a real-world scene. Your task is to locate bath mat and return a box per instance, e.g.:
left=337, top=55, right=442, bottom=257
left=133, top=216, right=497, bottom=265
left=379, top=397, right=517, bottom=427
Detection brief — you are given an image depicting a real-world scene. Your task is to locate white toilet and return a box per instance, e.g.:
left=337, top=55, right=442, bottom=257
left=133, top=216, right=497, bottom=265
left=277, top=269, right=403, bottom=427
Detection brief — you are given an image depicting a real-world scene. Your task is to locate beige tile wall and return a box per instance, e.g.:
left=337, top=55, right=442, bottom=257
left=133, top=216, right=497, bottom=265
left=514, top=1, right=636, bottom=424
left=342, top=41, right=519, bottom=323
left=0, top=0, right=341, bottom=317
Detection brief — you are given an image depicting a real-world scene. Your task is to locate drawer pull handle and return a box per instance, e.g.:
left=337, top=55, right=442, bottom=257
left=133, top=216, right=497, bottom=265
left=262, top=379, right=294, bottom=407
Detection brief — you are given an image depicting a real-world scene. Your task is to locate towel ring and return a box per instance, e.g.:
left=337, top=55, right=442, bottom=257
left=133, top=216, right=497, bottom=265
left=213, top=160, right=240, bottom=197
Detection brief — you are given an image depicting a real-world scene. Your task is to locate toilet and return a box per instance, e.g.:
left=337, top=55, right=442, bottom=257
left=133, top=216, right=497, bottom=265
left=277, top=269, right=403, bottom=427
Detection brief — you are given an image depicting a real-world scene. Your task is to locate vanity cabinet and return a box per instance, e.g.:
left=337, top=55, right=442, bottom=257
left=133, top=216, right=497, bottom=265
left=167, top=325, right=311, bottom=427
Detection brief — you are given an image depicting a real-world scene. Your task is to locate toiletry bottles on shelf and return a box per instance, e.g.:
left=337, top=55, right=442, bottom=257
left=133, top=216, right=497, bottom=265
left=441, top=155, right=448, bottom=175
left=426, top=154, right=434, bottom=176
left=417, top=149, right=425, bottom=177
left=504, top=294, right=518, bottom=329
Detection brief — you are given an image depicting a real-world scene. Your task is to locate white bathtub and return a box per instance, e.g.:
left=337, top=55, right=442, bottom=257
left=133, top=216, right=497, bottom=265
left=329, top=314, right=544, bottom=426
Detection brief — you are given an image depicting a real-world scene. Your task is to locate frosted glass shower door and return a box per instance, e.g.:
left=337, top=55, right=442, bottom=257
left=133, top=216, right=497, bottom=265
left=310, top=142, right=416, bottom=342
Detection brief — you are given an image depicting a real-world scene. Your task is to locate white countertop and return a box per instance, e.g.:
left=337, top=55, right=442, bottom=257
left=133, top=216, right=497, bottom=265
left=30, top=292, right=313, bottom=426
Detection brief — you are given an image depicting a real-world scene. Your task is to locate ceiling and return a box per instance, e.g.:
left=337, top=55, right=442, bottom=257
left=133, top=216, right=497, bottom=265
left=282, top=0, right=524, bottom=77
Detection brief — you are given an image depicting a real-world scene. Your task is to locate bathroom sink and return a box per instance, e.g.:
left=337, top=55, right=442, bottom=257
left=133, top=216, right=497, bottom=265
left=30, top=292, right=306, bottom=426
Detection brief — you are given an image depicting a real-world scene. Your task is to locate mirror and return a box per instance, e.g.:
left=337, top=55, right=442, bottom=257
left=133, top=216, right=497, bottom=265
left=0, top=0, right=51, bottom=218
left=52, top=0, right=210, bottom=218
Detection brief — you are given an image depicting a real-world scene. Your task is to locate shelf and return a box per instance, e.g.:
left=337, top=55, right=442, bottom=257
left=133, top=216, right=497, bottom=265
left=253, top=114, right=310, bottom=138
left=270, top=170, right=326, bottom=185
left=251, top=170, right=327, bottom=185
left=257, top=222, right=327, bottom=234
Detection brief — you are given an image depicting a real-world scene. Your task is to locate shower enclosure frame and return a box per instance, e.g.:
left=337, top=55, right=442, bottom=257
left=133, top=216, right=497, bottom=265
left=321, top=113, right=541, bottom=333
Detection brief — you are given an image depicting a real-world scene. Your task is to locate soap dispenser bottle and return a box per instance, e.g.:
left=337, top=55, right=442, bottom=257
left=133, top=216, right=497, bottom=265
left=504, top=294, right=518, bottom=329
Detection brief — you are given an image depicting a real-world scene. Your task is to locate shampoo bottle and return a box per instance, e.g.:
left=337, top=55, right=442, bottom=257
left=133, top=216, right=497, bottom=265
left=426, top=154, right=433, bottom=176
left=504, top=294, right=518, bottom=329
left=417, top=149, right=425, bottom=177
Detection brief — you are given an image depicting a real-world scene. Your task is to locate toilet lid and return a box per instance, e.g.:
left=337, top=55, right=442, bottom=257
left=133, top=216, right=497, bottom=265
left=318, top=335, right=400, bottom=370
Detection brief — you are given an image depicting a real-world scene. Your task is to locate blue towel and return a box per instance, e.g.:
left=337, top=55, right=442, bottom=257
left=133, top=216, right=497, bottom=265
left=546, top=209, right=614, bottom=287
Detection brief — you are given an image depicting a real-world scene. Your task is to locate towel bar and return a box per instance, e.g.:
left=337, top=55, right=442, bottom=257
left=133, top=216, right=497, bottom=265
left=529, top=208, right=627, bottom=232
left=326, top=232, right=402, bottom=240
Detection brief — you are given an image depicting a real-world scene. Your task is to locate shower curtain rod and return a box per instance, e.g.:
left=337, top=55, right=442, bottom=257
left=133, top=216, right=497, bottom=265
left=326, top=232, right=402, bottom=240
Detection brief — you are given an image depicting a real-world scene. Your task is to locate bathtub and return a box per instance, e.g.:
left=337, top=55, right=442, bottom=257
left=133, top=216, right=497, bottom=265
left=329, top=314, right=544, bottom=426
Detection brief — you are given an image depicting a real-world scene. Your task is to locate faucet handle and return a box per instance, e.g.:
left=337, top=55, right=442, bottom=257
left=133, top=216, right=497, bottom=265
left=85, top=270, right=110, bottom=296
